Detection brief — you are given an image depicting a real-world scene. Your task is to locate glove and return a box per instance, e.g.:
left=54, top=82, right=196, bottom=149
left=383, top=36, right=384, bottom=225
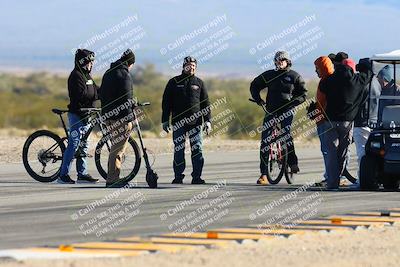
left=306, top=101, right=320, bottom=121
left=162, top=122, right=170, bottom=133
left=257, top=99, right=266, bottom=106
left=203, top=121, right=212, bottom=135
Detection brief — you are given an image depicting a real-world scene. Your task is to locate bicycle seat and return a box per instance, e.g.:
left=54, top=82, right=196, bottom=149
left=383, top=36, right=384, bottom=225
left=52, top=108, right=68, bottom=115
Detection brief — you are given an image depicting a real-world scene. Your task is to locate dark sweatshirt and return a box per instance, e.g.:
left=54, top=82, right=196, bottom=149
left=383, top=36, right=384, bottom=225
left=320, top=65, right=373, bottom=122
left=162, top=73, right=211, bottom=126
left=100, top=60, right=134, bottom=121
left=250, top=68, right=307, bottom=113
left=67, top=67, right=99, bottom=118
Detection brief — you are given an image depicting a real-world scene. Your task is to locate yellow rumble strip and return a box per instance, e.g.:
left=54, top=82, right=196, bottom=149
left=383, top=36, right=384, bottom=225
left=118, top=236, right=234, bottom=247
left=70, top=241, right=198, bottom=253
left=296, top=219, right=390, bottom=227
left=328, top=215, right=400, bottom=224
left=162, top=232, right=276, bottom=240
left=210, top=227, right=307, bottom=235
left=28, top=247, right=145, bottom=256
left=352, top=211, right=400, bottom=217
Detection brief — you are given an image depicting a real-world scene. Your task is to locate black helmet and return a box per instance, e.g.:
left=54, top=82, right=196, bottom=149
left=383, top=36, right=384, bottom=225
left=183, top=56, right=197, bottom=67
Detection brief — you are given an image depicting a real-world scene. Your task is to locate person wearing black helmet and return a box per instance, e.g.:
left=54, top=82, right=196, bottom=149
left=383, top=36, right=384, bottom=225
left=58, top=49, right=99, bottom=184
left=161, top=56, right=211, bottom=184
left=250, top=51, right=307, bottom=185
left=100, top=49, right=136, bottom=188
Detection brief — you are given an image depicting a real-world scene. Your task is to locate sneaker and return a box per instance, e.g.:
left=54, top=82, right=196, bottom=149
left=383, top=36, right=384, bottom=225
left=172, top=177, right=184, bottom=184
left=289, top=164, right=300, bottom=174
left=257, top=175, right=269, bottom=185
left=339, top=179, right=352, bottom=186
left=349, top=183, right=360, bottom=190
left=314, top=179, right=327, bottom=187
left=77, top=174, right=99, bottom=184
left=106, top=179, right=129, bottom=188
left=57, top=175, right=75, bottom=184
left=191, top=178, right=206, bottom=184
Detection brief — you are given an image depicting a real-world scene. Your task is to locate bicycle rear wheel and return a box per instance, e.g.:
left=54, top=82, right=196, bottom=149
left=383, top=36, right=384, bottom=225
left=265, top=140, right=288, bottom=184
left=95, top=136, right=141, bottom=182
left=22, top=130, right=65, bottom=182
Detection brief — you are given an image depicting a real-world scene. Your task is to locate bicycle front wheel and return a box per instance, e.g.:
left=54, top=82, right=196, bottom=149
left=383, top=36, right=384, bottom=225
left=95, top=136, right=142, bottom=182
left=22, top=130, right=66, bottom=182
left=265, top=140, right=288, bottom=184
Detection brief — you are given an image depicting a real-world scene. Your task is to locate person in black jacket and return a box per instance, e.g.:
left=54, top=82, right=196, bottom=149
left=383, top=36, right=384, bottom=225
left=161, top=56, right=211, bottom=184
left=58, top=49, right=99, bottom=184
left=100, top=49, right=136, bottom=188
left=353, top=59, right=381, bottom=182
left=250, top=51, right=307, bottom=185
left=320, top=58, right=373, bottom=189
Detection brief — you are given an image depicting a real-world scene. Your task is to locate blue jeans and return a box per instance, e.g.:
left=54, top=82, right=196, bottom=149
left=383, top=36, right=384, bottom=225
left=324, top=121, right=353, bottom=189
left=172, top=124, right=204, bottom=180
left=319, top=121, right=351, bottom=181
left=317, top=121, right=329, bottom=179
left=260, top=111, right=298, bottom=175
left=59, top=112, right=90, bottom=177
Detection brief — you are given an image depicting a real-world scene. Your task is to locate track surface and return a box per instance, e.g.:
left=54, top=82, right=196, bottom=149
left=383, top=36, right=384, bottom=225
left=0, top=148, right=399, bottom=250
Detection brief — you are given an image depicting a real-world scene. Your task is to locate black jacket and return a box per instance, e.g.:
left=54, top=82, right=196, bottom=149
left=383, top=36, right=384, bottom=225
left=250, top=69, right=307, bottom=113
left=321, top=65, right=373, bottom=122
left=100, top=60, right=134, bottom=121
left=162, top=73, right=211, bottom=126
left=67, top=67, right=99, bottom=117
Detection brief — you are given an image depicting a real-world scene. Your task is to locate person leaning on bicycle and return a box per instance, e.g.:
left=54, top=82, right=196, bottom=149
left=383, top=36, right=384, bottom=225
left=250, top=51, right=307, bottom=185
left=57, top=49, right=100, bottom=184
left=100, top=49, right=136, bottom=188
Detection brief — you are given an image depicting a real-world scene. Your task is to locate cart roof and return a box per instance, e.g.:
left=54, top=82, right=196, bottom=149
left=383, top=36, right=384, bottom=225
left=370, top=50, right=400, bottom=63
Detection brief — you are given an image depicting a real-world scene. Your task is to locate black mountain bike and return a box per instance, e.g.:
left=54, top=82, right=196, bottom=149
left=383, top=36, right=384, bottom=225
left=250, top=99, right=294, bottom=184
left=22, top=104, right=152, bottom=184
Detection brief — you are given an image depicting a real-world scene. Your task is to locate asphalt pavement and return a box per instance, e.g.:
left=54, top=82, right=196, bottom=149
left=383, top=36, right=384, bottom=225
left=0, top=147, right=399, bottom=250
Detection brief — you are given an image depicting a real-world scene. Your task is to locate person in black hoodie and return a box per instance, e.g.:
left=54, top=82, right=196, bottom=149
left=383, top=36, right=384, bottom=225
left=353, top=59, right=381, bottom=182
left=100, top=49, right=136, bottom=188
left=250, top=51, right=307, bottom=185
left=161, top=56, right=211, bottom=184
left=58, top=49, right=99, bottom=184
left=320, top=58, right=373, bottom=189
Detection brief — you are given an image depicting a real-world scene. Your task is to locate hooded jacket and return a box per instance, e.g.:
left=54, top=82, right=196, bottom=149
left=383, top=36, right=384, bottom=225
left=314, top=56, right=334, bottom=123
left=320, top=64, right=373, bottom=122
left=67, top=49, right=99, bottom=118
left=100, top=60, right=134, bottom=121
left=250, top=68, right=307, bottom=113
left=354, top=76, right=381, bottom=127
left=162, top=72, right=211, bottom=126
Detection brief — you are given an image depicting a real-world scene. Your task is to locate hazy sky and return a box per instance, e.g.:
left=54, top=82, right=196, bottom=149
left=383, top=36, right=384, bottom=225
left=0, top=0, right=399, bottom=77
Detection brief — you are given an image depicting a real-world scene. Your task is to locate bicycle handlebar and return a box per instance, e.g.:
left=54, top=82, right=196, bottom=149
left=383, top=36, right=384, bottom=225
left=137, top=102, right=150, bottom=107
left=79, top=108, right=101, bottom=113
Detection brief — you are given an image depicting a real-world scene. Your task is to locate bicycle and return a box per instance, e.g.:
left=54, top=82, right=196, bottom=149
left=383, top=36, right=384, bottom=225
left=249, top=99, right=294, bottom=184
left=22, top=103, right=152, bottom=184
